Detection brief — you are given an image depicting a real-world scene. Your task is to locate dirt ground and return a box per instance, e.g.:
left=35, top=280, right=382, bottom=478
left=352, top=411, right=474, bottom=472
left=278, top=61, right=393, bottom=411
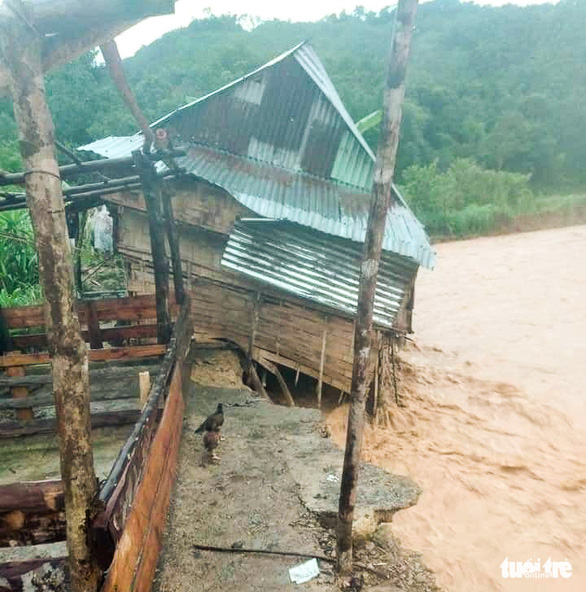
left=155, top=348, right=442, bottom=592
left=328, top=225, right=586, bottom=591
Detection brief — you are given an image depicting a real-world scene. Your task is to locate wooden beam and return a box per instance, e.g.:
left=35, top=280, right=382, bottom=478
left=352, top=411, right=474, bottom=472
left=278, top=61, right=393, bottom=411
left=100, top=40, right=155, bottom=151
left=0, top=344, right=166, bottom=367
left=0, top=364, right=159, bottom=387
left=0, top=480, right=64, bottom=546
left=0, top=409, right=141, bottom=439
left=255, top=357, right=294, bottom=407
left=0, top=18, right=100, bottom=590
left=133, top=151, right=171, bottom=344
left=0, top=1, right=177, bottom=97
left=337, top=0, right=419, bottom=573
left=0, top=150, right=183, bottom=187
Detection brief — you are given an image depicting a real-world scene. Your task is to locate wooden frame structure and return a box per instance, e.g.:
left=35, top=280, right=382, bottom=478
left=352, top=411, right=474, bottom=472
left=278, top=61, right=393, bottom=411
left=0, top=295, right=193, bottom=591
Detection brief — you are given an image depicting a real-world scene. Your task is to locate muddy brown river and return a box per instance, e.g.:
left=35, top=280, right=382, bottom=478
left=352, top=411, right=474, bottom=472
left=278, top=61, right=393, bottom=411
left=328, top=225, right=586, bottom=591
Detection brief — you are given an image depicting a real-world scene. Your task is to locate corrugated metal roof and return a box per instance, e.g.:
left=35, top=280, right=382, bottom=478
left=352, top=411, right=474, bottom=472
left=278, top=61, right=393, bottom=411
left=222, top=220, right=418, bottom=328
left=79, top=42, right=435, bottom=269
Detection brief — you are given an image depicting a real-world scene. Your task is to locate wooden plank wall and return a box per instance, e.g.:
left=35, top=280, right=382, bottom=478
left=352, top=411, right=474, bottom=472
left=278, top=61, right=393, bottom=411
left=129, top=268, right=379, bottom=393
left=109, top=182, right=394, bottom=393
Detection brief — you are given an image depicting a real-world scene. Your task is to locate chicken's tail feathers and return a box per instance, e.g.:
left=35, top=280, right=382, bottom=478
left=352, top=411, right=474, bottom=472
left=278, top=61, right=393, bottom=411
left=194, top=423, right=205, bottom=434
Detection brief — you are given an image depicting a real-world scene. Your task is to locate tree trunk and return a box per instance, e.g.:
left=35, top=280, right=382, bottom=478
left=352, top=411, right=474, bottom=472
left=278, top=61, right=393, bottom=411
left=0, top=19, right=100, bottom=592
left=336, top=0, right=419, bottom=574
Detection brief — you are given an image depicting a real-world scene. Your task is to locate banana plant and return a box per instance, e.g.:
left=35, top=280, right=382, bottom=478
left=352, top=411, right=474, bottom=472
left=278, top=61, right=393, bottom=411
left=356, top=109, right=382, bottom=134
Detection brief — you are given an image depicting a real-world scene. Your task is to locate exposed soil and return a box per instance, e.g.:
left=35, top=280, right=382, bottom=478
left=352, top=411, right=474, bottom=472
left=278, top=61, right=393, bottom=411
left=328, top=225, right=586, bottom=591
left=155, top=348, right=441, bottom=592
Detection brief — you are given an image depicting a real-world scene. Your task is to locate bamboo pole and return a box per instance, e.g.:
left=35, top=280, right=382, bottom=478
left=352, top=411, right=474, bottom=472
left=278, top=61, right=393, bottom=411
left=0, top=17, right=100, bottom=592
left=336, top=0, right=419, bottom=574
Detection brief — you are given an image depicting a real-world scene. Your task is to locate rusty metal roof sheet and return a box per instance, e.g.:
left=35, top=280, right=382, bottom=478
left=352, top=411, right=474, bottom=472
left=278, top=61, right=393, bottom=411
left=222, top=220, right=418, bottom=328
left=79, top=42, right=435, bottom=269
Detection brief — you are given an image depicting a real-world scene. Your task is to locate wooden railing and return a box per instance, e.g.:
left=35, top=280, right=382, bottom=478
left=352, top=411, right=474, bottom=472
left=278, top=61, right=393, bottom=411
left=0, top=296, right=193, bottom=592
left=2, top=294, right=180, bottom=351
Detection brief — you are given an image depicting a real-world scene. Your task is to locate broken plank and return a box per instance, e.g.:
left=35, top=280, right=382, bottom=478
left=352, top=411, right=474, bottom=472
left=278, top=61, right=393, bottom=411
left=254, top=357, right=295, bottom=407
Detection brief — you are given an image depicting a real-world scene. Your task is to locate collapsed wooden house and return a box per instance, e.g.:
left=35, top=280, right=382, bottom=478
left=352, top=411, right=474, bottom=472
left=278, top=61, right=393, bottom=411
left=80, top=42, right=435, bottom=401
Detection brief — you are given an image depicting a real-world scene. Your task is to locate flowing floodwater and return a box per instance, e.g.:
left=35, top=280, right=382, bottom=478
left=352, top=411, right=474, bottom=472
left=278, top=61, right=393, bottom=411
left=328, top=225, right=586, bottom=591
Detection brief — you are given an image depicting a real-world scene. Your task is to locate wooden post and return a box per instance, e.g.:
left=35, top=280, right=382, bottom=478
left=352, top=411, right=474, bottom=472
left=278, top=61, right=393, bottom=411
left=133, top=151, right=172, bottom=344
left=74, top=211, right=87, bottom=295
left=85, top=301, right=103, bottom=349
left=6, top=365, right=34, bottom=422
left=139, top=371, right=151, bottom=406
left=0, top=305, right=12, bottom=354
left=162, top=189, right=185, bottom=304
left=336, top=0, right=419, bottom=574
left=246, top=293, right=260, bottom=387
left=0, top=18, right=100, bottom=592
left=316, top=317, right=328, bottom=409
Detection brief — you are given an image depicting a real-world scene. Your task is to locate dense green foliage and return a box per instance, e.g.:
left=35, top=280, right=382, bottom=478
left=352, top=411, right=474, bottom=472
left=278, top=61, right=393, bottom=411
left=1, top=0, right=586, bottom=300
left=0, top=211, right=41, bottom=306
left=2, top=0, right=586, bottom=190
left=401, top=159, right=533, bottom=236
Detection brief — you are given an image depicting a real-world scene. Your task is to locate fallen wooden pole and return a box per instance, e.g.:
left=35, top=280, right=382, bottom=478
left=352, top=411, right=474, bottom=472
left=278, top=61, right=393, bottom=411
left=336, top=0, right=419, bottom=574
left=192, top=543, right=335, bottom=563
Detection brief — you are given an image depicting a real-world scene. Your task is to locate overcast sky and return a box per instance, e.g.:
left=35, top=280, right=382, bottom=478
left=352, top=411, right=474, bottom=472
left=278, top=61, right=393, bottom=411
left=115, top=0, right=557, bottom=58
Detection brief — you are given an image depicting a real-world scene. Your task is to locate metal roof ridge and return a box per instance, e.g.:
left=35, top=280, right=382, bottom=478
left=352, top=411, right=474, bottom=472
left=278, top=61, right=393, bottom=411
left=131, top=41, right=309, bottom=135
left=292, top=44, right=376, bottom=162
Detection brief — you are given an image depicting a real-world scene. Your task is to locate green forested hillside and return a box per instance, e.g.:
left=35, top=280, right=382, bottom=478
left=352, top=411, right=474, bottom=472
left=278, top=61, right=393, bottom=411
left=2, top=0, right=586, bottom=187
left=1, top=0, right=586, bottom=219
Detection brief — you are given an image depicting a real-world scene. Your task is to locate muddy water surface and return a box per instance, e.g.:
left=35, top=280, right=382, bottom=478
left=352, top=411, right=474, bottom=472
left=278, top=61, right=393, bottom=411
left=328, top=225, right=586, bottom=591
